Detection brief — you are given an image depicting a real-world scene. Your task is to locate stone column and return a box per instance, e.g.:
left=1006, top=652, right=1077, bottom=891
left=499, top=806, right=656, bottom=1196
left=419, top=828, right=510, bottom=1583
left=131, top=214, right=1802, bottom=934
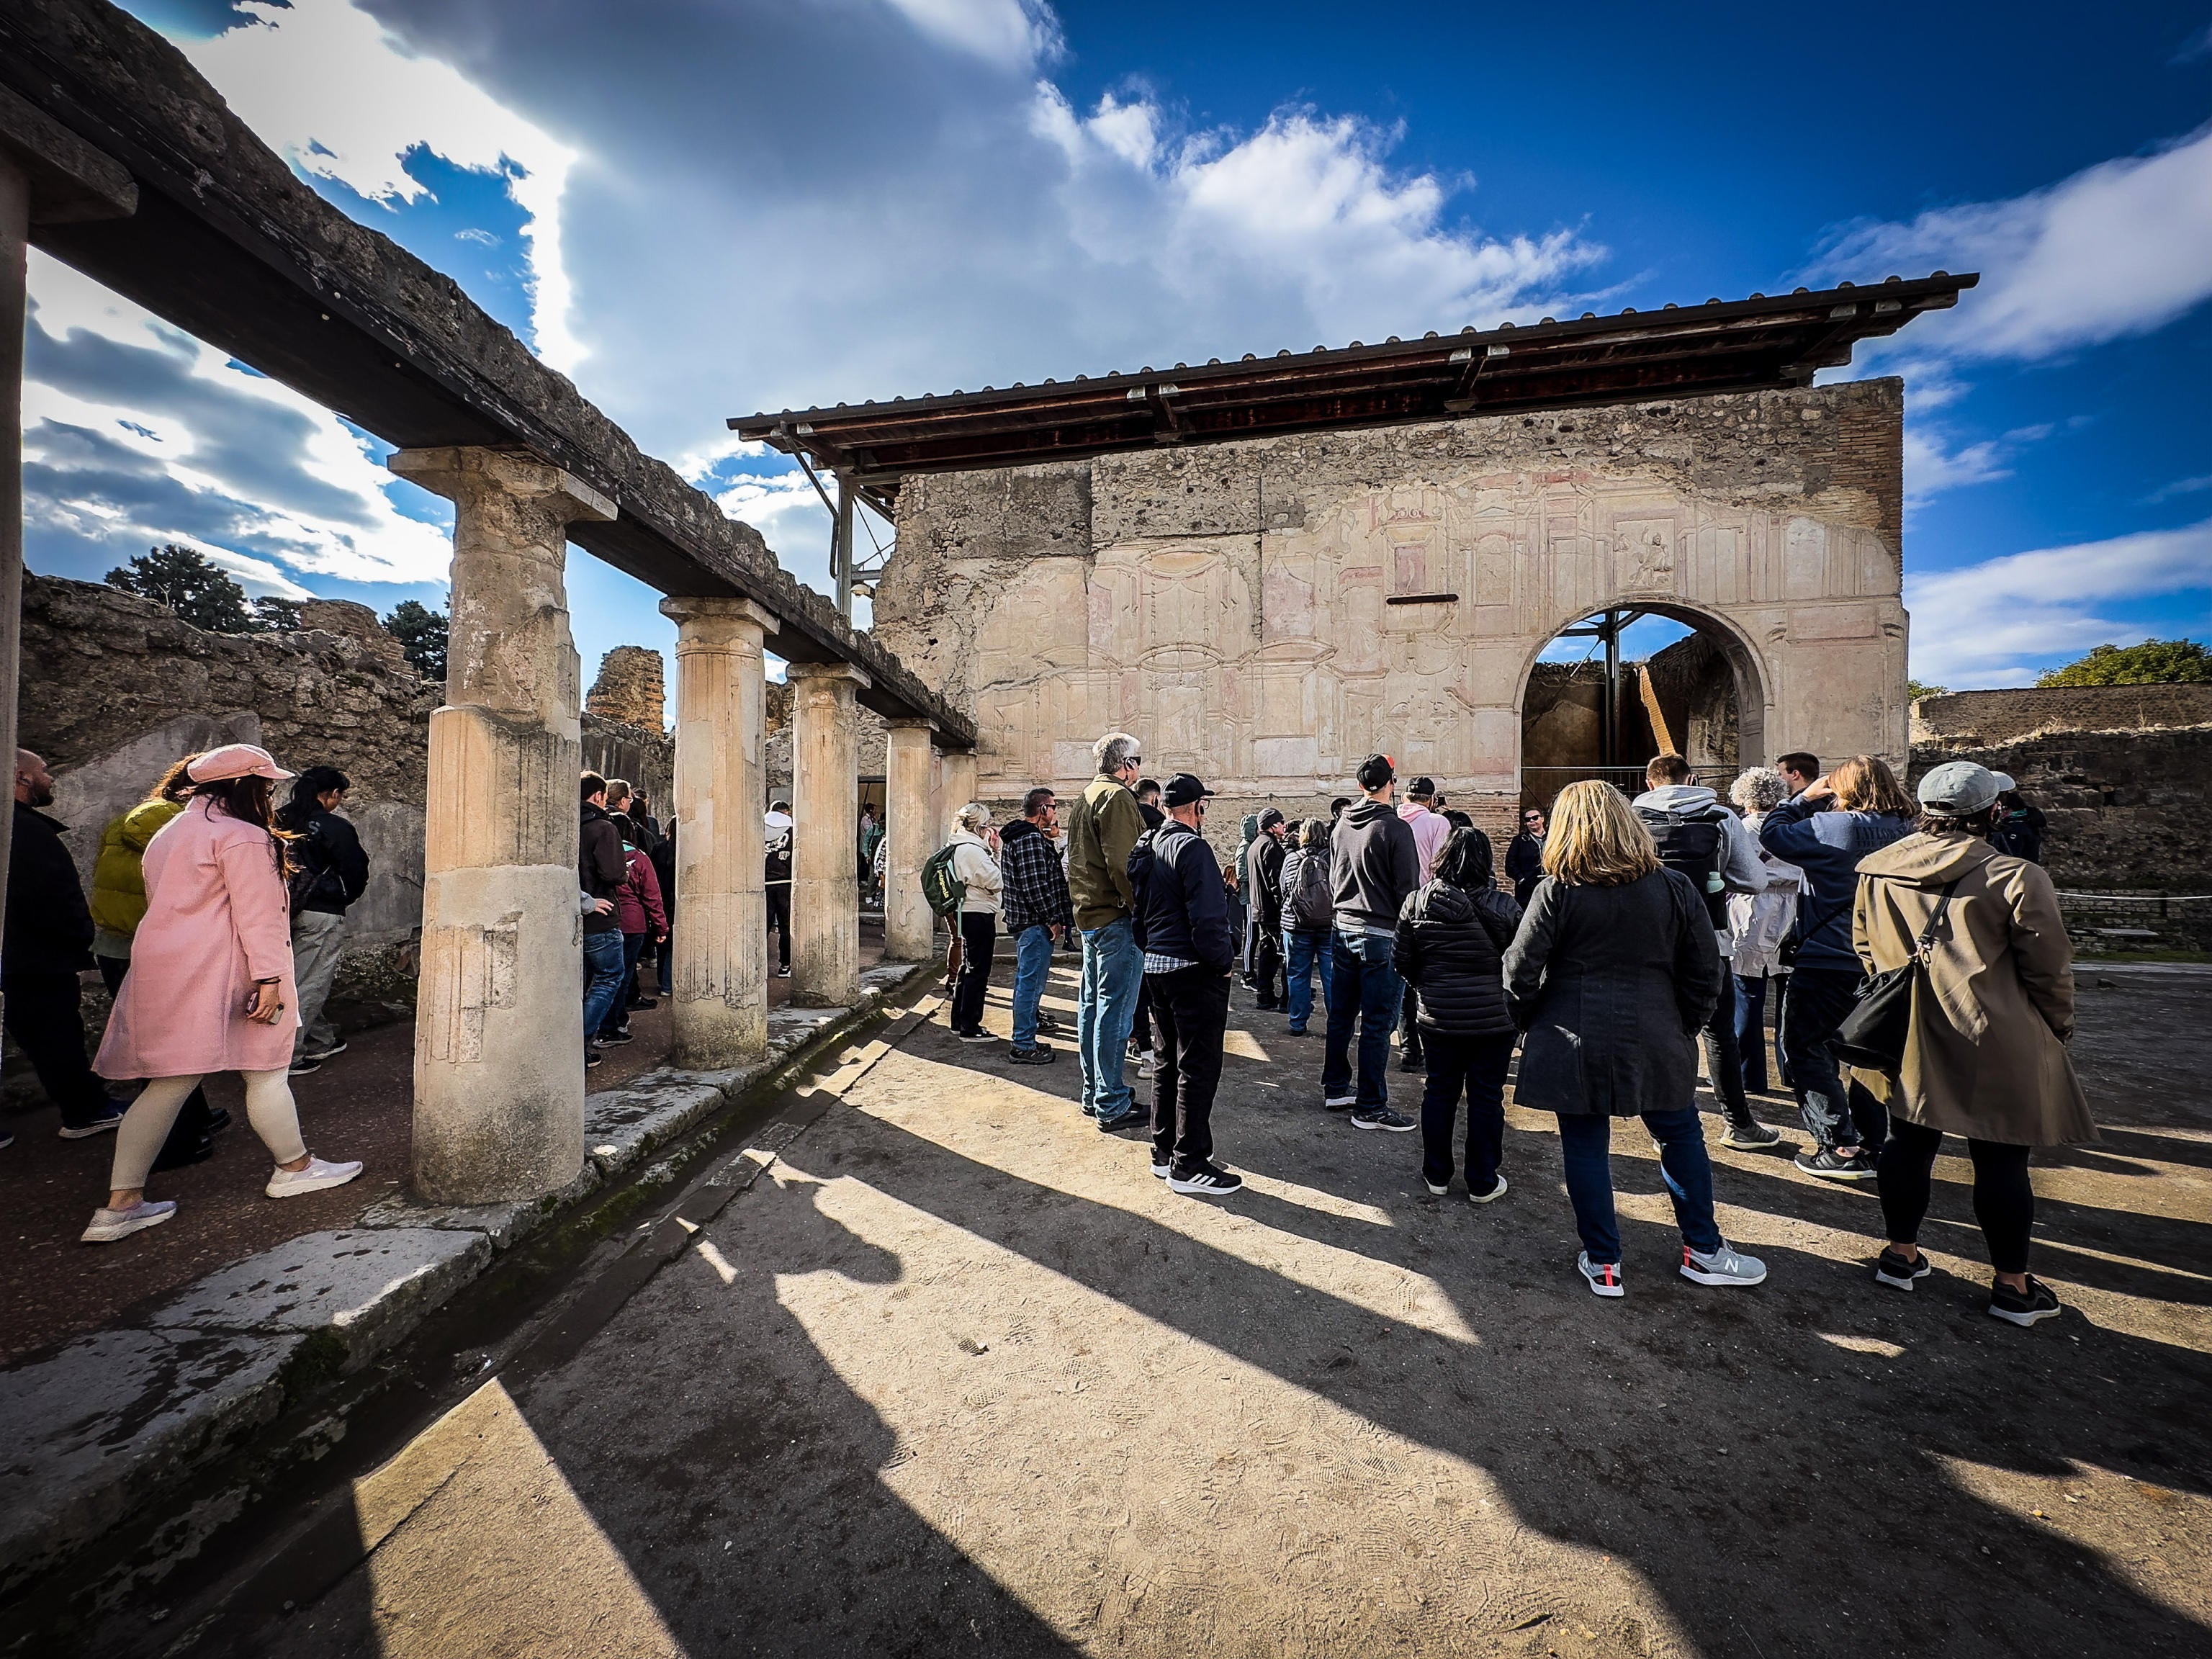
left=387, top=446, right=616, bottom=1205
left=940, top=750, right=978, bottom=839
left=0, top=158, right=25, bottom=950
left=786, top=660, right=869, bottom=1007
left=659, top=595, right=775, bottom=1066
left=882, top=719, right=936, bottom=960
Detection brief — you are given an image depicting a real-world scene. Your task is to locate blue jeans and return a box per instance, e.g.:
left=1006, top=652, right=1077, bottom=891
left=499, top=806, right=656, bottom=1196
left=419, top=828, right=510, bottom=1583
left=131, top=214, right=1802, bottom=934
left=595, top=932, right=647, bottom=1039
left=1556, top=1109, right=1722, bottom=1264
left=1011, top=924, right=1056, bottom=1048
left=582, top=929, right=628, bottom=1053
left=1078, top=917, right=1143, bottom=1120
left=1322, top=927, right=1402, bottom=1109
left=1733, top=973, right=1775, bottom=1095
left=1284, top=929, right=1330, bottom=1032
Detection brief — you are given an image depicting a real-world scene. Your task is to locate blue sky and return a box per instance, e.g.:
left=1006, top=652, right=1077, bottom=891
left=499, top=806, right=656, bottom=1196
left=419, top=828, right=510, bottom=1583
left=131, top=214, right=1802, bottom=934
left=22, top=0, right=2212, bottom=703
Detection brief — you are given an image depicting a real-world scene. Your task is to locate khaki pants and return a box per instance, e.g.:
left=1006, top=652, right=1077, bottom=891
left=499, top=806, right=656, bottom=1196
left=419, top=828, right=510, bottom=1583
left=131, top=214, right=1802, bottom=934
left=291, top=909, right=349, bottom=1060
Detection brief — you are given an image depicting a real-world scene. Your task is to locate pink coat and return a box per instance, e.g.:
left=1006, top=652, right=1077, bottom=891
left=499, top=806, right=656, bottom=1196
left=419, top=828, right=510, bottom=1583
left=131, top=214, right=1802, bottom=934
left=96, top=797, right=300, bottom=1079
left=613, top=847, right=667, bottom=937
left=1398, top=802, right=1450, bottom=881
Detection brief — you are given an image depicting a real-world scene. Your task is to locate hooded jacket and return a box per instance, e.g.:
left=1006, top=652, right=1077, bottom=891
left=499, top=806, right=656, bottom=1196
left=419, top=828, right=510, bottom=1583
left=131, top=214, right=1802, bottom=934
left=998, top=816, right=1072, bottom=932
left=1758, top=794, right=1916, bottom=970
left=1396, top=801, right=1450, bottom=881
left=580, top=803, right=626, bottom=935
left=614, top=843, right=667, bottom=937
left=1632, top=784, right=1763, bottom=930
left=6, top=801, right=96, bottom=979
left=1392, top=834, right=1522, bottom=1037
left=1066, top=773, right=1146, bottom=932
left=1726, top=816, right=1807, bottom=976
left=1128, top=817, right=1234, bottom=972
left=91, top=797, right=186, bottom=944
left=948, top=827, right=1002, bottom=917
left=1850, top=830, right=2093, bottom=1146
left=1330, top=797, right=1421, bottom=931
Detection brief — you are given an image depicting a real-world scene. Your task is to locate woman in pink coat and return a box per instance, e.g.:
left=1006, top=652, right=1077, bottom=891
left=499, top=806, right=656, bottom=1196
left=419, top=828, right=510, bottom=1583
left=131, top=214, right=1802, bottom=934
left=83, top=745, right=361, bottom=1244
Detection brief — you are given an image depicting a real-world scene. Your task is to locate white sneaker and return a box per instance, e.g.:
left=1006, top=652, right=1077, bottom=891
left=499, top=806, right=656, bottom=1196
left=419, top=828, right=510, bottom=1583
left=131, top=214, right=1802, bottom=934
left=1469, top=1172, right=1509, bottom=1205
left=1136, top=1052, right=1161, bottom=1079
left=81, top=1200, right=177, bottom=1244
left=1578, top=1251, right=1625, bottom=1298
left=266, top=1156, right=364, bottom=1200
left=1681, top=1241, right=1767, bottom=1287
left=1151, top=1158, right=1172, bottom=1180
left=1423, top=1177, right=1449, bottom=1195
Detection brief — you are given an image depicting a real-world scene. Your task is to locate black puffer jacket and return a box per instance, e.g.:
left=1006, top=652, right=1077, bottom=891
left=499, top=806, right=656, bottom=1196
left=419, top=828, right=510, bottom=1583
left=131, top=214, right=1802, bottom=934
left=1393, top=878, right=1522, bottom=1037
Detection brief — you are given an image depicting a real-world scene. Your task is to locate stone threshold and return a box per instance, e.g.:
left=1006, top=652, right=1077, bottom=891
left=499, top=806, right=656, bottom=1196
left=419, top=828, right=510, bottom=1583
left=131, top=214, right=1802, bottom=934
left=0, top=961, right=934, bottom=1603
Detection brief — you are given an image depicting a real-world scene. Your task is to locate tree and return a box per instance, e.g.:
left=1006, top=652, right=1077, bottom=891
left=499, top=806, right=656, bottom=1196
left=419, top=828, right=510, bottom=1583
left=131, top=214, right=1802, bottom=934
left=107, top=544, right=255, bottom=633
left=2037, top=639, right=2212, bottom=688
left=1907, top=678, right=1948, bottom=701
left=251, top=596, right=305, bottom=631
left=382, top=599, right=449, bottom=680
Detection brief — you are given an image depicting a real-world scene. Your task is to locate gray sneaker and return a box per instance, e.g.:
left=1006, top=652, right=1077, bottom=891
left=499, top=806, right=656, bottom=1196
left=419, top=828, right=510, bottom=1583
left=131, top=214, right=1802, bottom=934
left=82, top=1200, right=177, bottom=1244
left=1722, top=1119, right=1783, bottom=1151
left=1350, top=1107, right=1416, bottom=1133
left=1681, top=1241, right=1767, bottom=1287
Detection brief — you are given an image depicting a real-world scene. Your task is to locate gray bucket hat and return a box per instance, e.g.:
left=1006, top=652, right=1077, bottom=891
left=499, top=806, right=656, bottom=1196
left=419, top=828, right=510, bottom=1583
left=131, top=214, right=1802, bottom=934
left=1917, top=759, right=2000, bottom=817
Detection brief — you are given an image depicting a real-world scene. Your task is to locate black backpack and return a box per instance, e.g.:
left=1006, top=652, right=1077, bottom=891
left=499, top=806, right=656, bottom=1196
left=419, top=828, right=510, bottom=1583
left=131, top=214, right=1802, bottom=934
left=1638, top=807, right=1728, bottom=929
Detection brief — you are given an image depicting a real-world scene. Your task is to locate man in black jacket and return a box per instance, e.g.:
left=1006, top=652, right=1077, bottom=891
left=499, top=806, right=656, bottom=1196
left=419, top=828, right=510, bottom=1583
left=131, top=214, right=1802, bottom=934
left=1505, top=807, right=1547, bottom=909
left=1244, top=809, right=1289, bottom=1011
left=277, top=766, right=371, bottom=1076
left=1128, top=774, right=1243, bottom=1197
left=5, top=750, right=127, bottom=1138
left=1323, top=755, right=1421, bottom=1131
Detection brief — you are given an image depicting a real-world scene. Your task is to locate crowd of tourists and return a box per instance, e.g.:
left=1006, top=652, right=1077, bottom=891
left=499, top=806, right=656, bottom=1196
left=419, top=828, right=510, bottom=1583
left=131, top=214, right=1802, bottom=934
left=930, top=732, right=2090, bottom=1324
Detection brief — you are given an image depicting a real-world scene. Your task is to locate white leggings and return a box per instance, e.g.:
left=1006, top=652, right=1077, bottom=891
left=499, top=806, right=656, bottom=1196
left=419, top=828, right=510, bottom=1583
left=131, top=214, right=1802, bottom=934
left=111, top=1069, right=308, bottom=1192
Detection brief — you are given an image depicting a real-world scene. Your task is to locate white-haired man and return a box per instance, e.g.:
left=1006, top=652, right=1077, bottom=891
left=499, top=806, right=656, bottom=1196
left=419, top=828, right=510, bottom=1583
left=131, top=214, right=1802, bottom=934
left=1064, top=732, right=1148, bottom=1131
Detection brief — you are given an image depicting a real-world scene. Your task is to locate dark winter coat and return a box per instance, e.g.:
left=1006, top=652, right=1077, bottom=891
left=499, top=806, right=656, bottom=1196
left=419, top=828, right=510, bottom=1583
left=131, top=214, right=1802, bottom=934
left=580, top=803, right=626, bottom=935
left=281, top=804, right=369, bottom=917
left=1505, top=832, right=1546, bottom=909
left=1501, top=868, right=1722, bottom=1117
left=1128, top=819, right=1234, bottom=973
left=5, top=802, right=96, bottom=979
left=1989, top=805, right=2046, bottom=864
left=1330, top=798, right=1421, bottom=930
left=1756, top=796, right=1916, bottom=971
left=649, top=822, right=678, bottom=920
left=1393, top=871, right=1522, bottom=1038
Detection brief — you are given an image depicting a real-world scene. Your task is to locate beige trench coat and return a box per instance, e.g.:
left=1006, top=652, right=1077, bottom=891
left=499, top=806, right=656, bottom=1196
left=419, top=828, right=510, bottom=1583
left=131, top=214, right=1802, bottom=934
left=1849, top=830, right=2094, bottom=1146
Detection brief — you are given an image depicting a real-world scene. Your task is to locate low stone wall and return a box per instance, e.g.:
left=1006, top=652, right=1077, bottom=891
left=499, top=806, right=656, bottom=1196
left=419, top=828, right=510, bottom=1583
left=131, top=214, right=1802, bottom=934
left=19, top=574, right=673, bottom=974
left=1907, top=685, right=2212, bottom=894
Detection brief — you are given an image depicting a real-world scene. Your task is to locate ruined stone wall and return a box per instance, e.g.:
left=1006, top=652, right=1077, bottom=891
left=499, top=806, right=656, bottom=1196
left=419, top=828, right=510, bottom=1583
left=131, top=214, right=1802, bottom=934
left=1638, top=631, right=1739, bottom=768
left=876, top=377, right=1907, bottom=847
left=763, top=680, right=889, bottom=805
left=19, top=573, right=673, bottom=964
left=585, top=645, right=666, bottom=732
left=1908, top=686, right=2212, bottom=892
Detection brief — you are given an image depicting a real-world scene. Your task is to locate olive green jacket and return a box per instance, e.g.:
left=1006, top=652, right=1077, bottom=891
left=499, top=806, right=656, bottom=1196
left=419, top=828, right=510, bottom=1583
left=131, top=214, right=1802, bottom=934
left=1065, top=774, right=1146, bottom=932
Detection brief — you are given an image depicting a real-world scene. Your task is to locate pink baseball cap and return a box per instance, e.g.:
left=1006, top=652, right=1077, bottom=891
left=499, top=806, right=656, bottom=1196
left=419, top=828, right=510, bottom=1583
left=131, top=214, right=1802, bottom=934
left=186, top=743, right=295, bottom=783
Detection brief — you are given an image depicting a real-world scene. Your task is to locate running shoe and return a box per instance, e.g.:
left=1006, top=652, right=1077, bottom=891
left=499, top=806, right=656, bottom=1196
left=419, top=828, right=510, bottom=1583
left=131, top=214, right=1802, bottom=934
left=1987, top=1276, right=2062, bottom=1328
left=1794, top=1147, right=1876, bottom=1182
left=1469, top=1173, right=1509, bottom=1205
left=1351, top=1107, right=1416, bottom=1133
left=1874, top=1246, right=1933, bottom=1291
left=1168, top=1162, right=1244, bottom=1197
left=1578, top=1252, right=1624, bottom=1298
left=1722, top=1119, right=1783, bottom=1150
left=1681, top=1241, right=1767, bottom=1287
left=81, top=1200, right=176, bottom=1244
left=266, top=1156, right=364, bottom=1199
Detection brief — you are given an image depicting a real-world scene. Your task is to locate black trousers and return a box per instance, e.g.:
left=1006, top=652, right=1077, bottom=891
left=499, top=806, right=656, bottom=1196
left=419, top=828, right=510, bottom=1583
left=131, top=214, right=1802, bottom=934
left=765, top=883, right=792, bottom=969
left=951, top=912, right=997, bottom=1033
left=1419, top=1029, right=1516, bottom=1192
left=1879, top=1120, right=2036, bottom=1274
left=95, top=957, right=215, bottom=1153
left=1249, top=927, right=1285, bottom=1009
left=1698, top=963, right=1755, bottom=1129
left=4, top=970, right=122, bottom=1130
left=1398, top=993, right=1424, bottom=1067
left=1129, top=976, right=1154, bottom=1055
left=1148, top=966, right=1231, bottom=1174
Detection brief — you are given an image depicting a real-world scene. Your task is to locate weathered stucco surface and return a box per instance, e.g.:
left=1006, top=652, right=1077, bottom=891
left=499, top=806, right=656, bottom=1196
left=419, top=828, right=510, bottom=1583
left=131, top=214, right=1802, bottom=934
left=875, top=379, right=1907, bottom=830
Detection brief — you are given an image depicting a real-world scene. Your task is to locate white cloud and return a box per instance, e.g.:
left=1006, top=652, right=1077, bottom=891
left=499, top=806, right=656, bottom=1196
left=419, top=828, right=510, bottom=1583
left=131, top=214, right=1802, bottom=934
left=188, top=0, right=582, bottom=369
left=881, top=0, right=1061, bottom=71
left=1818, top=123, right=2212, bottom=362
left=2146, top=472, right=2212, bottom=503
left=1906, top=518, right=2212, bottom=687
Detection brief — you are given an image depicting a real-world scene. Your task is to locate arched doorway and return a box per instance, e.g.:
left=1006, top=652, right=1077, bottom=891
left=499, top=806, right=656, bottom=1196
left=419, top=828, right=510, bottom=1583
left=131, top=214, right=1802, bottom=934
left=1516, top=603, right=1770, bottom=814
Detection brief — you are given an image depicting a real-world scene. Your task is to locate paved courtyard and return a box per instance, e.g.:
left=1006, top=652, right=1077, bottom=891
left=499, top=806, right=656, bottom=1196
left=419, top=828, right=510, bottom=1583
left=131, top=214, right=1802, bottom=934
left=102, top=961, right=2212, bottom=1657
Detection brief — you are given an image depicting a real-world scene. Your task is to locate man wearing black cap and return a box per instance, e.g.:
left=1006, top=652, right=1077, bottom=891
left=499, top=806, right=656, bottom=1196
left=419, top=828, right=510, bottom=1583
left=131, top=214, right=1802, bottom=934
left=1244, top=809, right=1290, bottom=1012
left=1323, top=755, right=1421, bottom=1131
left=1128, top=773, right=1244, bottom=1196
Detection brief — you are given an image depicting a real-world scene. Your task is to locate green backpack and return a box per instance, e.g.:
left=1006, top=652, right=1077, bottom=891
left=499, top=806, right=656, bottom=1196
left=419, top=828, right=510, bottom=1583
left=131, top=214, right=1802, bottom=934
left=920, top=842, right=966, bottom=917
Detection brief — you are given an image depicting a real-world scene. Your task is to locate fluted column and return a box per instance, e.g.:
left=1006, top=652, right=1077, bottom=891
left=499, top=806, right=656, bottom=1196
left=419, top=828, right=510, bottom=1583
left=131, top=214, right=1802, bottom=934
left=882, top=719, right=935, bottom=960
left=660, top=595, right=775, bottom=1066
left=787, top=660, right=868, bottom=1007
left=388, top=446, right=615, bottom=1204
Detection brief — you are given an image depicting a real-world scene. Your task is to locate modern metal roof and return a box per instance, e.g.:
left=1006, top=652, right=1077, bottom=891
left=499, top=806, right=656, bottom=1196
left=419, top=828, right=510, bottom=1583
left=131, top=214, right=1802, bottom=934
left=732, top=272, right=1974, bottom=490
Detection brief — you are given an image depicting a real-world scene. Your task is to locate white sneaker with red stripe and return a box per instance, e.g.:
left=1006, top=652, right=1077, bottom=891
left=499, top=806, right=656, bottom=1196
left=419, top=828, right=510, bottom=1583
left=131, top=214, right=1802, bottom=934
left=1577, top=1251, right=1624, bottom=1298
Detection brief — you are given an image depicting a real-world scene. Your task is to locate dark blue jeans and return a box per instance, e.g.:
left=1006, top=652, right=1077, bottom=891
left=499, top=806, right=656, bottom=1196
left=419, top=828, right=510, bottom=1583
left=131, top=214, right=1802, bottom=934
left=1781, top=965, right=1889, bottom=1153
left=1732, top=972, right=1772, bottom=1094
left=1420, top=1030, right=1516, bottom=1192
left=1322, top=927, right=1402, bottom=1108
left=597, top=932, right=647, bottom=1039
left=582, top=929, right=628, bottom=1053
left=1555, top=1109, right=1723, bottom=1264
left=1284, top=928, right=1330, bottom=1031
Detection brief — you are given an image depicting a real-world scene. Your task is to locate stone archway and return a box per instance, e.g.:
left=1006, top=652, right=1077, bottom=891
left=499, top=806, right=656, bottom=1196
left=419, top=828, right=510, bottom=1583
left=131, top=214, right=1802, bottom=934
left=1513, top=599, right=1773, bottom=811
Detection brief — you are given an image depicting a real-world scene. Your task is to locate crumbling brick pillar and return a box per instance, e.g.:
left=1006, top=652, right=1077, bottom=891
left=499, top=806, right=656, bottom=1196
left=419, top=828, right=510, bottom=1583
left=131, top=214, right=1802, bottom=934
left=788, top=661, right=868, bottom=1006
left=882, top=719, right=936, bottom=961
left=659, top=595, right=773, bottom=1064
left=388, top=446, right=615, bottom=1204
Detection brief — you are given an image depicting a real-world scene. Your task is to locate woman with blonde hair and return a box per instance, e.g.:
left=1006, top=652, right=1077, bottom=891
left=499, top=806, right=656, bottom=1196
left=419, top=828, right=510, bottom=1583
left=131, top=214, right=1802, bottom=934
left=1503, top=781, right=1766, bottom=1298
left=946, top=801, right=1004, bottom=1043
left=82, top=745, right=362, bottom=1244
left=1758, top=754, right=1917, bottom=1181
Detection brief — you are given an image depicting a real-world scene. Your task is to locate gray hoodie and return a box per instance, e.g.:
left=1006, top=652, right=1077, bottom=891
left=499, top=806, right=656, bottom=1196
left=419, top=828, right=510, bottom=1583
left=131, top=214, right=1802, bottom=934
left=1632, top=783, right=1763, bottom=939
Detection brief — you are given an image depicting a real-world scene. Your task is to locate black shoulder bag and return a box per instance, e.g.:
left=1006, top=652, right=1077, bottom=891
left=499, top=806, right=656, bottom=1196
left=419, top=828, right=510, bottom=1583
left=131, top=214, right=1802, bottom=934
left=1830, top=880, right=1959, bottom=1073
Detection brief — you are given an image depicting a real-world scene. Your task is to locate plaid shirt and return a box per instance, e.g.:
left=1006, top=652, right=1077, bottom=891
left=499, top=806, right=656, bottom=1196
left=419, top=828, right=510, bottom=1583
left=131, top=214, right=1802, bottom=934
left=998, top=821, right=1074, bottom=932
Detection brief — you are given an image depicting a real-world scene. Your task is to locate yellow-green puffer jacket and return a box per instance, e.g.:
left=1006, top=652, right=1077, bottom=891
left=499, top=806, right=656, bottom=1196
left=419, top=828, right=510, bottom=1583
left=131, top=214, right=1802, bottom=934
left=89, top=798, right=184, bottom=938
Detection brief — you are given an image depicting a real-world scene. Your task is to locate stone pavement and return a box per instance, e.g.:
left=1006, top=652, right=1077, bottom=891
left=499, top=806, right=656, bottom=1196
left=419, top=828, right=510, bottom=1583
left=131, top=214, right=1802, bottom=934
left=61, top=958, right=2208, bottom=1658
